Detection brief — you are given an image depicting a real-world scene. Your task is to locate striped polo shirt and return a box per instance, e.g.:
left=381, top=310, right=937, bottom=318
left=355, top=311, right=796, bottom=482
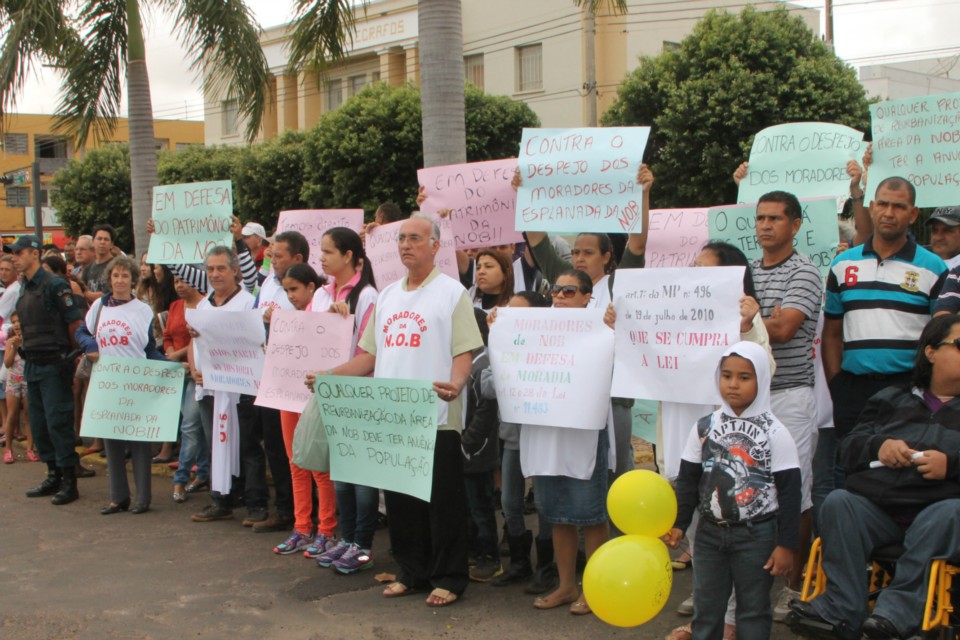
left=825, top=237, right=947, bottom=376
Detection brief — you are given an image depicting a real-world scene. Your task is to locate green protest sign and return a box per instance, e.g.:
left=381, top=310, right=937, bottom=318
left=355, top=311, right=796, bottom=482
left=631, top=399, right=659, bottom=443
left=314, top=376, right=438, bottom=501
left=81, top=356, right=185, bottom=441
left=707, top=197, right=839, bottom=279
left=147, top=180, right=233, bottom=264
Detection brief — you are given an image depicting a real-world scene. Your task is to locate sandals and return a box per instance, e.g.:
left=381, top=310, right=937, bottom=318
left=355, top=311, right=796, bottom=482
left=667, top=625, right=693, bottom=640
left=26, top=449, right=40, bottom=462
left=383, top=582, right=416, bottom=598
left=425, top=588, right=458, bottom=607
left=569, top=598, right=591, bottom=615
left=3, top=449, right=14, bottom=464
left=172, top=484, right=187, bottom=504
left=186, top=479, right=209, bottom=493
left=533, top=589, right=579, bottom=610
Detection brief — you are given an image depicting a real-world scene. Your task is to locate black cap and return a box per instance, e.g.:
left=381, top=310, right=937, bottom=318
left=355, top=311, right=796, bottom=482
left=926, top=207, right=960, bottom=228
left=10, top=234, right=41, bottom=252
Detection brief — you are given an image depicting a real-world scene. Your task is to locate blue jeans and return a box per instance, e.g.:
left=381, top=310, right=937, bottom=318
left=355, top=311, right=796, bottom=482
left=464, top=470, right=499, bottom=558
left=334, top=481, right=379, bottom=549
left=811, top=427, right=843, bottom=533
left=692, top=517, right=777, bottom=640
left=501, top=448, right=551, bottom=539
left=173, top=379, right=209, bottom=486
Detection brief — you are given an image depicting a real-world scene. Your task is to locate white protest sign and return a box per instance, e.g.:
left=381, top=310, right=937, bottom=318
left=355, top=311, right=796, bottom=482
left=365, top=215, right=459, bottom=289
left=488, top=307, right=613, bottom=429
left=186, top=309, right=266, bottom=395
left=275, top=209, right=364, bottom=273
left=611, top=267, right=743, bottom=405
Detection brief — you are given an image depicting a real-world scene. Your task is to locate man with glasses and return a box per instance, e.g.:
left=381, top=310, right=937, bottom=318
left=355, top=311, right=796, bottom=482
left=72, top=235, right=93, bottom=278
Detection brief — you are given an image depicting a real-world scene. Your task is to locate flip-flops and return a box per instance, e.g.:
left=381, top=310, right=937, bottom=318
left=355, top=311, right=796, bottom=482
left=425, top=588, right=458, bottom=607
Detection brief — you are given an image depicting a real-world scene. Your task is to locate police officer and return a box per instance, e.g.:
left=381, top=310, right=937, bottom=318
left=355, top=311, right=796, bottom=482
left=12, top=235, right=85, bottom=505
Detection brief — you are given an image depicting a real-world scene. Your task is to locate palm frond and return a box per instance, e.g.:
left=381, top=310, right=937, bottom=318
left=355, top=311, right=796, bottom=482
left=286, top=0, right=358, bottom=75
left=574, top=0, right=628, bottom=14
left=174, top=0, right=271, bottom=142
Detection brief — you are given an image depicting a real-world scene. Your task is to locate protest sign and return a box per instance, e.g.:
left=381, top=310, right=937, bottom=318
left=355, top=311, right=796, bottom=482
left=707, top=197, right=839, bottom=278
left=610, top=267, right=743, bottom=405
left=631, top=399, right=659, bottom=443
left=488, top=307, right=613, bottom=429
left=148, top=181, right=233, bottom=264
left=516, top=127, right=650, bottom=233
left=315, top=376, right=438, bottom=501
left=738, top=123, right=865, bottom=203
left=186, top=309, right=265, bottom=395
left=418, top=158, right=524, bottom=250
left=645, top=208, right=710, bottom=269
left=365, top=215, right=459, bottom=289
left=81, top=356, right=185, bottom=441
left=867, top=92, right=960, bottom=208
left=255, top=310, right=354, bottom=412
left=275, top=209, right=364, bottom=273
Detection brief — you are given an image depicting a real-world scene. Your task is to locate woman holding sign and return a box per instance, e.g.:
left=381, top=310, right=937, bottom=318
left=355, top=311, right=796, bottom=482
left=76, top=256, right=167, bottom=515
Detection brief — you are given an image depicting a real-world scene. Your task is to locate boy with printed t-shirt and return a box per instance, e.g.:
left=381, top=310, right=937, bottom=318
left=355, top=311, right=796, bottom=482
left=664, top=341, right=801, bottom=640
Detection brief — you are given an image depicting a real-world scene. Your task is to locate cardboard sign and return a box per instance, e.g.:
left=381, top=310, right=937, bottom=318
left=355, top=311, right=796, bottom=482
left=316, top=376, right=438, bottom=501
left=148, top=181, right=233, bottom=264
left=275, top=209, right=364, bottom=273
left=365, top=216, right=459, bottom=289
left=738, top=123, right=865, bottom=203
left=81, top=356, right=185, bottom=441
left=255, top=310, right=354, bottom=412
left=186, top=309, right=266, bottom=395
left=610, top=267, right=743, bottom=405
left=645, top=208, right=710, bottom=269
left=516, top=127, right=650, bottom=233
left=867, top=92, right=960, bottom=208
left=418, top=158, right=524, bottom=249
left=488, top=307, right=613, bottom=429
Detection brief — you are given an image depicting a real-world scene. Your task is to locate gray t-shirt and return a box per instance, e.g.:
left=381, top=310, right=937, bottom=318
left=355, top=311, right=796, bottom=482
left=82, top=260, right=111, bottom=294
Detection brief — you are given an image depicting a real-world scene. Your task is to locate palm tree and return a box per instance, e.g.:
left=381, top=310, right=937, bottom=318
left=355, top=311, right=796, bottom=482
left=0, top=0, right=271, bottom=253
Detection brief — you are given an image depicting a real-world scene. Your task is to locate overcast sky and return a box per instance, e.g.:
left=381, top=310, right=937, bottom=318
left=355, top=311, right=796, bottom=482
left=9, top=0, right=960, bottom=122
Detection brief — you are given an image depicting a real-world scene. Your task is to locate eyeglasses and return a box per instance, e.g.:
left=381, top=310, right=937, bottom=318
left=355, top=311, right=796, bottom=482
left=937, top=338, right=960, bottom=351
left=550, top=284, right=580, bottom=298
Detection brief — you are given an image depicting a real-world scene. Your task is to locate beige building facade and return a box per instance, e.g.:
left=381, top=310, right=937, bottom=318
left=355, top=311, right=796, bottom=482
left=205, top=0, right=818, bottom=146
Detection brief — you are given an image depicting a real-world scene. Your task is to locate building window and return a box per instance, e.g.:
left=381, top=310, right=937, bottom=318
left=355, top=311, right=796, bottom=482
left=3, top=133, right=28, bottom=155
left=516, top=44, right=542, bottom=92
left=34, top=135, right=68, bottom=159
left=348, top=75, right=367, bottom=98
left=326, top=81, right=343, bottom=112
left=6, top=187, right=30, bottom=207
left=221, top=99, right=239, bottom=136
left=464, top=54, right=484, bottom=90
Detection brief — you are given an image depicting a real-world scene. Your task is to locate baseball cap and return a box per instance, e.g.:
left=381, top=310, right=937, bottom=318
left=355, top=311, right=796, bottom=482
left=241, top=222, right=267, bottom=238
left=926, top=207, right=960, bottom=227
left=10, top=234, right=41, bottom=252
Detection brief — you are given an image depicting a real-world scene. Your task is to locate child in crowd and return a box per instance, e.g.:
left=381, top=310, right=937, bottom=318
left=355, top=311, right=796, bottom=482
left=3, top=313, right=35, bottom=463
left=664, top=341, right=801, bottom=640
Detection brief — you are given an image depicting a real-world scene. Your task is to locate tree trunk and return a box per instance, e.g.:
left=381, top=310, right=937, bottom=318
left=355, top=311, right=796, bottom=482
left=418, top=0, right=466, bottom=168
left=127, top=0, right=157, bottom=256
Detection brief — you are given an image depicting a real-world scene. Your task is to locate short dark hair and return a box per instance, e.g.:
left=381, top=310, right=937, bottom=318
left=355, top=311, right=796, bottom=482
left=92, top=223, right=117, bottom=244
left=576, top=232, right=617, bottom=274
left=273, top=231, right=310, bottom=263
left=376, top=202, right=403, bottom=224
left=700, top=240, right=758, bottom=299
left=557, top=268, right=593, bottom=295
left=757, top=191, right=802, bottom=221
left=914, top=314, right=960, bottom=389
left=510, top=291, right=550, bottom=308
left=41, top=254, right=68, bottom=275
left=875, top=176, right=917, bottom=206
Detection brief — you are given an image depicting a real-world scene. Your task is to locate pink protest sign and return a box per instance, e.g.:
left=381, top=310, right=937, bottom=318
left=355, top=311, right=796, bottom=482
left=255, top=310, right=354, bottom=412
left=275, top=209, right=364, bottom=273
left=366, top=216, right=460, bottom=290
left=644, top=208, right=710, bottom=269
left=418, top=159, right=524, bottom=250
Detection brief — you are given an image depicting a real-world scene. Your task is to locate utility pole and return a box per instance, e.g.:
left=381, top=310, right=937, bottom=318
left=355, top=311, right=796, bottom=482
left=31, top=161, right=42, bottom=240
left=583, top=3, right=598, bottom=127
left=824, top=0, right=834, bottom=50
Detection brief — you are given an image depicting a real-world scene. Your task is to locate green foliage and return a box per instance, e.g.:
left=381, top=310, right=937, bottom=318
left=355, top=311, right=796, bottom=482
left=157, top=144, right=243, bottom=185
left=602, top=6, right=870, bottom=208
left=233, top=130, right=309, bottom=232
left=464, top=84, right=541, bottom=161
left=50, top=143, right=133, bottom=251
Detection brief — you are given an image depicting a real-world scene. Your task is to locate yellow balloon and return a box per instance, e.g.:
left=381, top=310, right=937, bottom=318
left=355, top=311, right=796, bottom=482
left=583, top=535, right=673, bottom=627
left=607, top=469, right=678, bottom=537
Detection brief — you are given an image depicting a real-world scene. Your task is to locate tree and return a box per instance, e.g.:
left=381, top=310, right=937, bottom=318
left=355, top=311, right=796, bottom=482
left=0, top=1, right=271, bottom=253
left=602, top=6, right=870, bottom=208
left=157, top=144, right=244, bottom=186
left=232, top=130, right=310, bottom=232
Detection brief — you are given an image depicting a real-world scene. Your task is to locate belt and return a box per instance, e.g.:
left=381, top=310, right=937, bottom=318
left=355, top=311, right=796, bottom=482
left=704, top=512, right=777, bottom=528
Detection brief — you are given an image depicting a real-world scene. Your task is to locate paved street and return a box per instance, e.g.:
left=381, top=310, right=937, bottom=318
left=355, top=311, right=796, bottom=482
left=1, top=452, right=802, bottom=639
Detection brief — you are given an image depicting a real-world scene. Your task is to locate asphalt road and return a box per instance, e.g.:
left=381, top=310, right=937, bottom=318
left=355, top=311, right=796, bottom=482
left=0, top=452, right=803, bottom=640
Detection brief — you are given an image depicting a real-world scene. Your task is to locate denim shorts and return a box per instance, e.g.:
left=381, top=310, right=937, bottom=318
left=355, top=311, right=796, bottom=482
left=533, top=428, right=609, bottom=526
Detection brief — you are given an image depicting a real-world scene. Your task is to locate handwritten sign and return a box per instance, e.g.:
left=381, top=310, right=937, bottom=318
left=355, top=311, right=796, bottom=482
left=645, top=208, right=710, bottom=269
left=867, top=92, right=960, bottom=208
left=148, top=181, right=233, bottom=264
left=707, top=197, right=839, bottom=279
left=738, top=123, right=865, bottom=203
left=365, top=216, right=459, bottom=289
left=631, top=399, right=659, bottom=443
left=81, top=356, right=185, bottom=441
left=275, top=209, right=364, bottom=273
left=418, top=159, right=524, bottom=250
left=611, top=267, right=743, bottom=405
left=488, top=307, right=613, bottom=429
left=186, top=309, right=265, bottom=395
left=255, top=310, right=354, bottom=412
left=315, top=376, right=438, bottom=501
left=516, top=127, right=650, bottom=233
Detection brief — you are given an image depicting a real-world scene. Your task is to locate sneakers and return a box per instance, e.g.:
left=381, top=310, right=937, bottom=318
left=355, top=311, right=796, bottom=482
left=274, top=531, right=315, bottom=555
left=252, top=512, right=294, bottom=533
left=333, top=543, right=374, bottom=574
left=677, top=594, right=694, bottom=616
left=469, top=555, right=503, bottom=582
left=773, top=586, right=801, bottom=622
left=191, top=505, right=234, bottom=522
left=306, top=534, right=339, bottom=562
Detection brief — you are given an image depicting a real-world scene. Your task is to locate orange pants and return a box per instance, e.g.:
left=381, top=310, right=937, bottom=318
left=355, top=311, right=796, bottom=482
left=280, top=410, right=337, bottom=536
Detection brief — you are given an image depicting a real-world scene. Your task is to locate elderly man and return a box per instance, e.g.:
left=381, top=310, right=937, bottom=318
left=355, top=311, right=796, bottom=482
left=72, top=235, right=93, bottom=278
left=311, top=213, right=482, bottom=606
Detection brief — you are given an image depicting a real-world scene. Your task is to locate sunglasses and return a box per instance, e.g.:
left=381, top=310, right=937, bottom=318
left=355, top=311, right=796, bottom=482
left=550, top=284, right=581, bottom=298
left=937, top=338, right=960, bottom=351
